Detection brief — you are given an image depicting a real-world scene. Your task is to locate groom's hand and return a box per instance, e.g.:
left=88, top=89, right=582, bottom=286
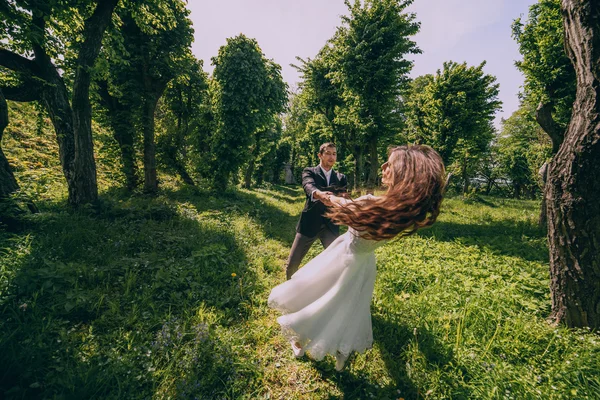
left=314, top=190, right=333, bottom=205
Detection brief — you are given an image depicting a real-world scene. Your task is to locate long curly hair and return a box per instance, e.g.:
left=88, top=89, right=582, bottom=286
left=326, top=145, right=446, bottom=241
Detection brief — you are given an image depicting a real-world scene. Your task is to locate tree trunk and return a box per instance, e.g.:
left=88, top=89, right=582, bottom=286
left=461, top=159, right=469, bottom=195
left=244, top=139, right=260, bottom=189
left=366, top=137, right=378, bottom=190
left=97, top=81, right=139, bottom=190
left=37, top=63, right=78, bottom=202
left=513, top=183, right=521, bottom=199
left=0, top=90, right=19, bottom=198
left=142, top=94, right=159, bottom=193
left=546, top=0, right=600, bottom=328
left=70, top=0, right=118, bottom=205
left=538, top=162, right=549, bottom=228
left=353, top=145, right=364, bottom=192
left=244, top=159, right=255, bottom=189
left=114, top=113, right=138, bottom=191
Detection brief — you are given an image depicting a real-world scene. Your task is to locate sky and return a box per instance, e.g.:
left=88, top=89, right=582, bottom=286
left=187, top=0, right=537, bottom=129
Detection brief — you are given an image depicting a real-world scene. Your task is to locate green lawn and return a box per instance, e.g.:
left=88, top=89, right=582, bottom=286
left=1, top=182, right=599, bottom=399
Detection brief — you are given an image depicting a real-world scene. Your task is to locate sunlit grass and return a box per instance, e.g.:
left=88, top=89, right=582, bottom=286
left=3, top=184, right=598, bottom=399
left=1, top=105, right=599, bottom=398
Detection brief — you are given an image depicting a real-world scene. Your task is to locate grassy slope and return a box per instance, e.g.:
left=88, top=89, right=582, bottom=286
left=1, top=104, right=599, bottom=399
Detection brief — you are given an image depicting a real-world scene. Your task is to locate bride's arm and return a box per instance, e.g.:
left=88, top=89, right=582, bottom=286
left=326, top=194, right=351, bottom=207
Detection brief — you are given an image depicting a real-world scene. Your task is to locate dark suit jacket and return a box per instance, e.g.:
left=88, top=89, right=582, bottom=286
left=296, top=166, right=348, bottom=237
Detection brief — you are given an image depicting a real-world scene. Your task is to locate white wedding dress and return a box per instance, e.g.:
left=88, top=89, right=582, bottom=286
left=268, top=195, right=388, bottom=360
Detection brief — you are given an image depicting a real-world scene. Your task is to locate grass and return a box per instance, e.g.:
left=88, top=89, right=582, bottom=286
left=1, top=104, right=599, bottom=399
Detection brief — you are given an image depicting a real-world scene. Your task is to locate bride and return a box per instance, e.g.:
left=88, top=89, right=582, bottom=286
left=268, top=144, right=446, bottom=371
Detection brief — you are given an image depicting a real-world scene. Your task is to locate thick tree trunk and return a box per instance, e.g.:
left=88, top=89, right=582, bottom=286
left=546, top=0, right=600, bottom=328
left=37, top=63, right=78, bottom=202
left=70, top=0, right=118, bottom=205
left=0, top=90, right=19, bottom=198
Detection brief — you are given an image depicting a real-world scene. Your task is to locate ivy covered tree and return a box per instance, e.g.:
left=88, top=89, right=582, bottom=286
left=405, top=61, right=501, bottom=193
left=207, top=35, right=287, bottom=191
left=0, top=0, right=119, bottom=205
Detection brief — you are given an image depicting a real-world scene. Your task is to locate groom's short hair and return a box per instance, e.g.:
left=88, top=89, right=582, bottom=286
left=319, top=142, right=336, bottom=154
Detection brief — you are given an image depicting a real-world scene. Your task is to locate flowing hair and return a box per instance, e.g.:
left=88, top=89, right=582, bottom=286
left=326, top=145, right=446, bottom=241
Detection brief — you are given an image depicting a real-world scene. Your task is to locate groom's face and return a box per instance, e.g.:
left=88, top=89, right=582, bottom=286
left=318, top=147, right=337, bottom=170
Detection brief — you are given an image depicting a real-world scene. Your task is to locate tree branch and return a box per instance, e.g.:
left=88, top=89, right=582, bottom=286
left=535, top=101, right=564, bottom=153
left=0, top=82, right=41, bottom=102
left=0, top=49, right=41, bottom=76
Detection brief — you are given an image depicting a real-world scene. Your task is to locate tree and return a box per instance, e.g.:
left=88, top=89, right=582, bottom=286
left=208, top=35, right=287, bottom=191
left=404, top=62, right=501, bottom=193
left=157, top=57, right=208, bottom=186
left=242, top=59, right=288, bottom=188
left=513, top=0, right=576, bottom=153
left=513, top=0, right=577, bottom=225
left=330, top=0, right=420, bottom=188
left=97, top=0, right=194, bottom=193
left=0, top=0, right=119, bottom=206
left=545, top=0, right=600, bottom=328
left=497, top=106, right=550, bottom=198
left=0, top=89, right=18, bottom=198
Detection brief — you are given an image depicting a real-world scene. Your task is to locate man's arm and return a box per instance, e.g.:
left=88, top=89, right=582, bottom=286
left=302, top=167, right=331, bottom=202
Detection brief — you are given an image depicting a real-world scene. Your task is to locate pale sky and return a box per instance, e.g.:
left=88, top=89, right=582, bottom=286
left=187, top=0, right=537, bottom=129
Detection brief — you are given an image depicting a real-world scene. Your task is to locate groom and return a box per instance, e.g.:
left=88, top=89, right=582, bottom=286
left=285, top=142, right=348, bottom=279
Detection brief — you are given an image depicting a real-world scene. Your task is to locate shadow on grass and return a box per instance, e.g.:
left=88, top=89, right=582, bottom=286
left=306, top=314, right=466, bottom=399
left=0, top=195, right=257, bottom=399
left=162, top=184, right=302, bottom=247
left=419, top=219, right=548, bottom=264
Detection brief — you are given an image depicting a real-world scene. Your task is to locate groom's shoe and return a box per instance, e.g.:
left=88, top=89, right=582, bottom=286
left=291, top=341, right=305, bottom=358
left=335, top=352, right=349, bottom=371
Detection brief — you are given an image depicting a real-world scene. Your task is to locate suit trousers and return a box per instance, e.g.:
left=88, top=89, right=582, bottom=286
left=285, top=225, right=338, bottom=280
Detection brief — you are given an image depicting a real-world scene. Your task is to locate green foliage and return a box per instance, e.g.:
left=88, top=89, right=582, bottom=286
left=156, top=58, right=209, bottom=184
left=289, top=0, right=420, bottom=187
left=405, top=61, right=501, bottom=192
left=331, top=0, right=419, bottom=138
left=512, top=0, right=576, bottom=130
left=405, top=61, right=501, bottom=164
left=497, top=104, right=552, bottom=198
left=207, top=35, right=287, bottom=191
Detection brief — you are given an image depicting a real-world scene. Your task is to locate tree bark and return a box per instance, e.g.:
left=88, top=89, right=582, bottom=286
left=142, top=94, right=159, bottom=193
left=538, top=162, right=549, bottom=228
left=536, top=101, right=565, bottom=153
left=97, top=81, right=139, bottom=190
left=366, top=137, right=378, bottom=190
left=353, top=145, right=364, bottom=192
left=546, top=0, right=600, bottom=328
left=70, top=0, right=119, bottom=205
left=0, top=90, right=19, bottom=198
left=461, top=159, right=469, bottom=195
left=243, top=158, right=255, bottom=189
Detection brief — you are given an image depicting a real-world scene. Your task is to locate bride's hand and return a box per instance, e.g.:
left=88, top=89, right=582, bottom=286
left=326, top=194, right=349, bottom=207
